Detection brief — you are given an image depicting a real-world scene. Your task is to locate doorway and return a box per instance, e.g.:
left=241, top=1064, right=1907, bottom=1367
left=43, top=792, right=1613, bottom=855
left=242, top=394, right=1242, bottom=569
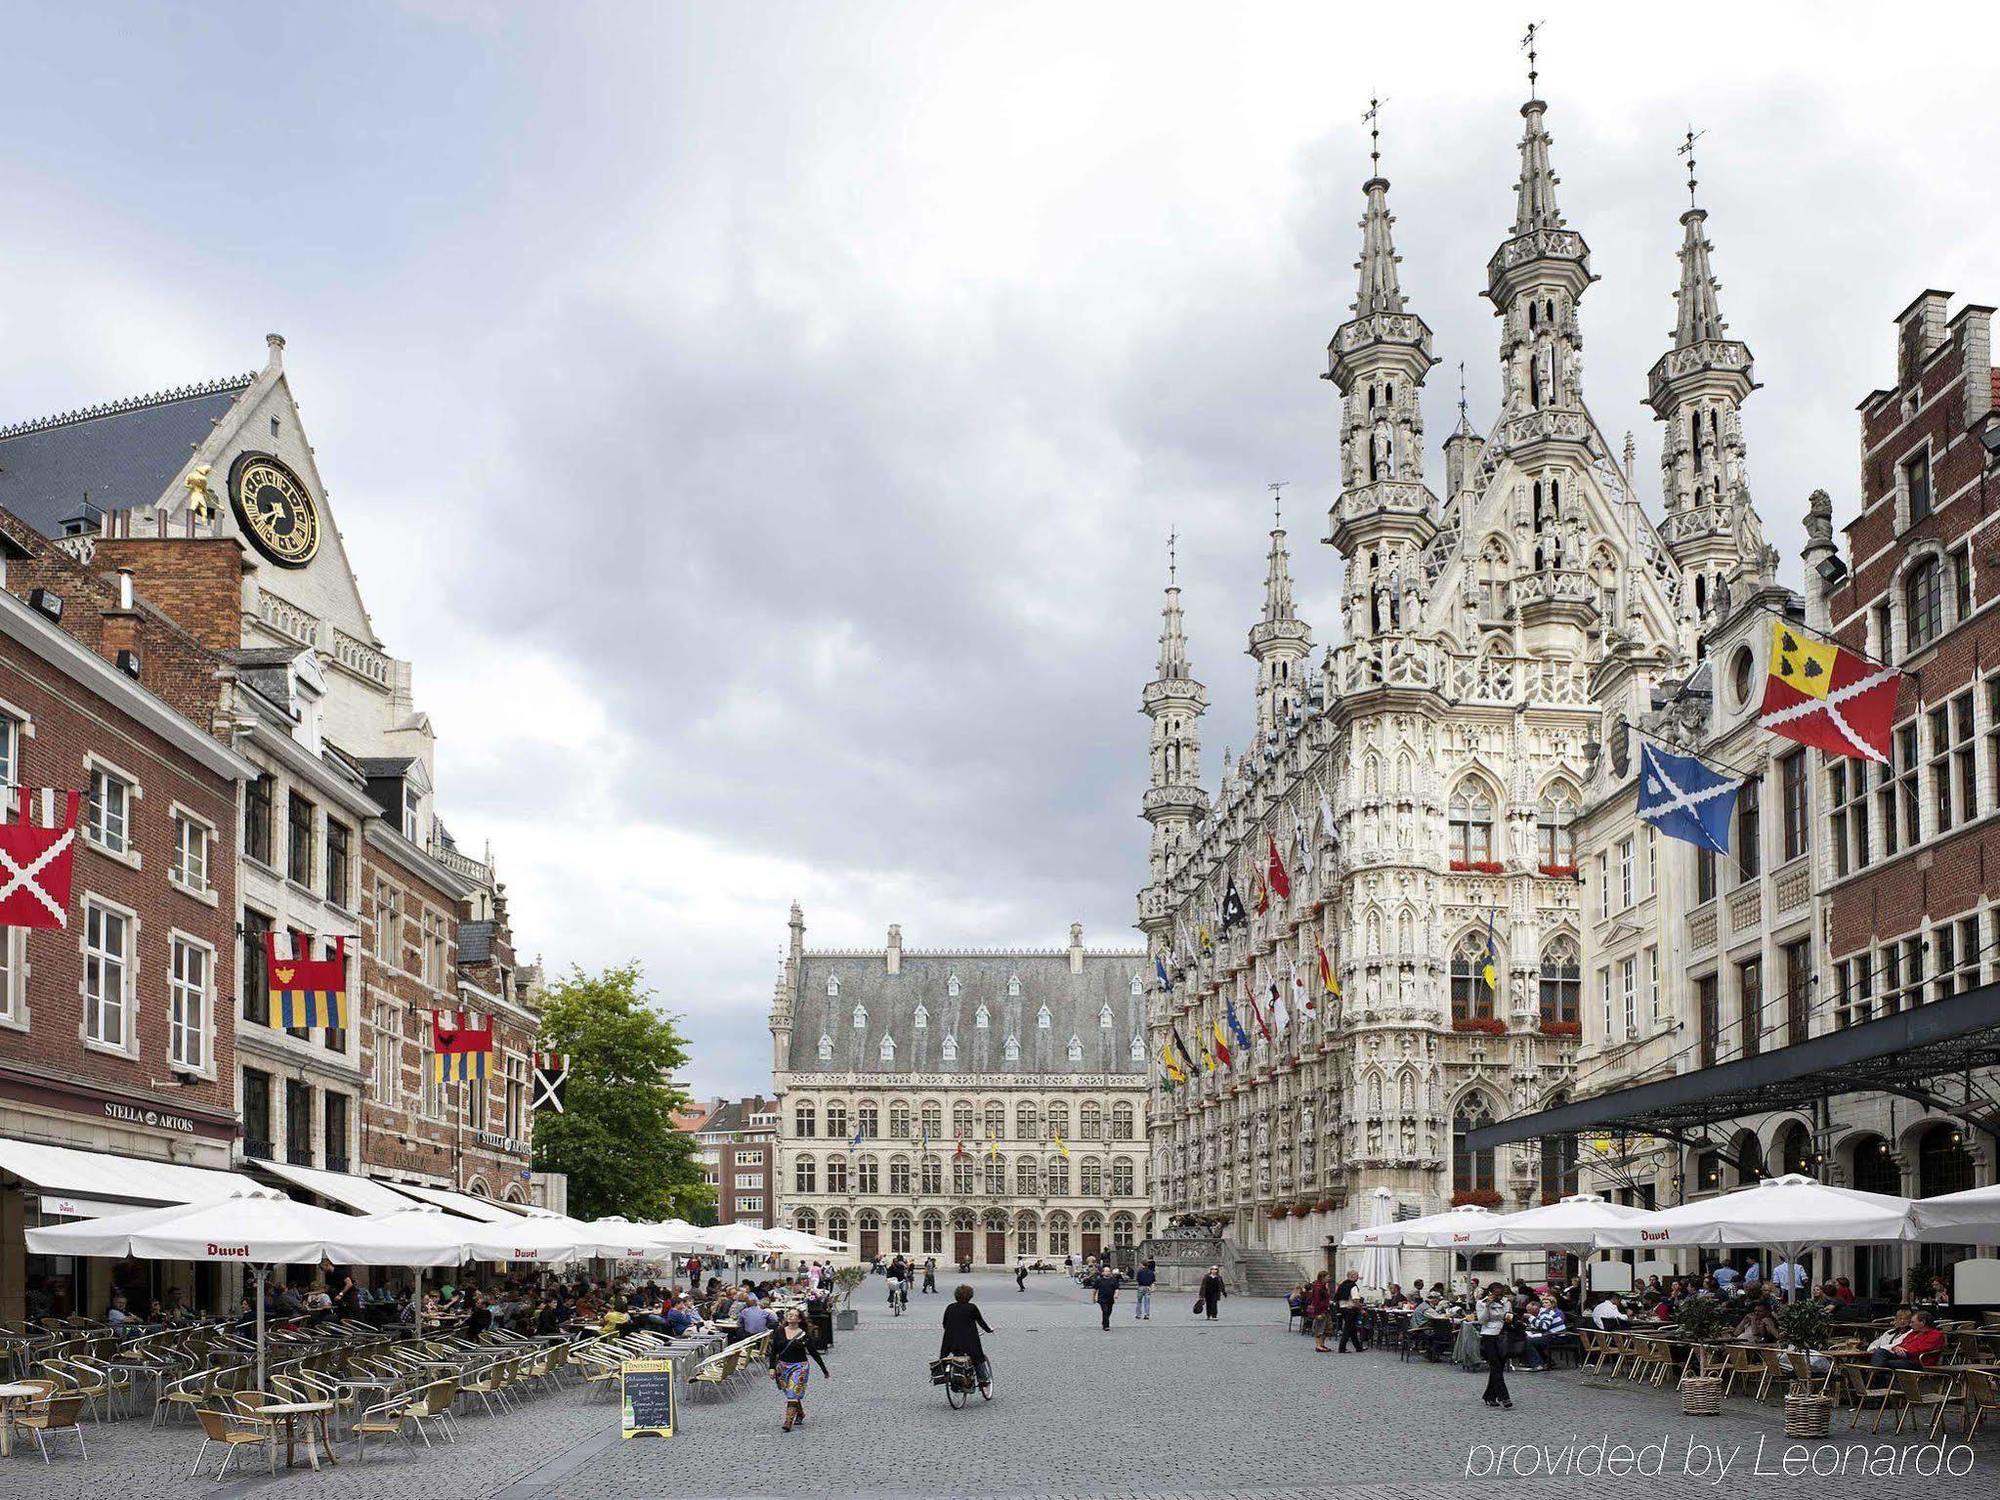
left=953, top=1230, right=974, bottom=1265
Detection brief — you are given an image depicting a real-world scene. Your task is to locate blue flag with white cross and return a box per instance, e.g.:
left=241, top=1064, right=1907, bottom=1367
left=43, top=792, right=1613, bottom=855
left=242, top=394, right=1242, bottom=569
left=1635, top=742, right=1741, bottom=855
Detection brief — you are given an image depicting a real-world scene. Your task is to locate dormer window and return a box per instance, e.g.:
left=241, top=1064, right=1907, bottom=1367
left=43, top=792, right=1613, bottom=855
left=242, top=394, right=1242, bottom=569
left=1004, top=1034, right=1019, bottom=1061
left=1099, top=1003, right=1113, bottom=1029
left=974, top=1004, right=989, bottom=1029
left=941, top=1035, right=957, bottom=1063
left=1067, top=1035, right=1083, bottom=1063
left=826, top=974, right=841, bottom=998
left=1037, top=1004, right=1052, bottom=1030
left=946, top=972, right=960, bottom=997
left=879, top=1034, right=895, bottom=1062
left=913, top=1003, right=928, bottom=1030
left=1007, top=975, right=1021, bottom=997
left=817, top=1035, right=832, bottom=1061
left=1129, top=1034, right=1145, bottom=1062
left=851, top=1003, right=867, bottom=1029
left=1129, top=974, right=1143, bottom=996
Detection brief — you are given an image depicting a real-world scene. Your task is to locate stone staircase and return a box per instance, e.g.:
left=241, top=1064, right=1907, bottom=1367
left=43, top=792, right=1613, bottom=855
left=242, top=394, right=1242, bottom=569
left=1232, top=1246, right=1300, bottom=1296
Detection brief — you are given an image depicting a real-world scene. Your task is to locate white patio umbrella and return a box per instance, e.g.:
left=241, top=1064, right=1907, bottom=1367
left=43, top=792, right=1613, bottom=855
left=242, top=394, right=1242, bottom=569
left=1488, top=1192, right=1655, bottom=1290
left=27, top=1189, right=465, bottom=1389
left=459, top=1213, right=596, bottom=1266
left=1592, top=1173, right=1916, bottom=1300
left=1357, top=1189, right=1397, bottom=1290
left=1909, top=1182, right=2000, bottom=1241
left=1341, top=1202, right=1506, bottom=1297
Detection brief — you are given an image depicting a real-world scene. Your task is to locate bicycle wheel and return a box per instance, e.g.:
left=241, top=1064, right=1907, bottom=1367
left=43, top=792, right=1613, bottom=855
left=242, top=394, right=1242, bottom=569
left=946, top=1377, right=967, bottom=1408
left=979, top=1357, right=994, bottom=1400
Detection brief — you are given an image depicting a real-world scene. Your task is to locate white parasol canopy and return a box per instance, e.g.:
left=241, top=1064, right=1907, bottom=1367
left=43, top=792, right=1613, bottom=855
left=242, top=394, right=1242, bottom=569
left=1342, top=1202, right=1504, bottom=1250
left=1356, top=1189, right=1397, bottom=1290
left=1908, top=1182, right=2000, bottom=1242
left=1492, top=1192, right=1655, bottom=1251
left=458, top=1213, right=596, bottom=1265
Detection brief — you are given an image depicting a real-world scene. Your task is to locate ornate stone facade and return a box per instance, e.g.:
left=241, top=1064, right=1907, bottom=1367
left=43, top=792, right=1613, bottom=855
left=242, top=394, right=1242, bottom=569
left=1141, top=88, right=1721, bottom=1275
left=769, top=908, right=1151, bottom=1265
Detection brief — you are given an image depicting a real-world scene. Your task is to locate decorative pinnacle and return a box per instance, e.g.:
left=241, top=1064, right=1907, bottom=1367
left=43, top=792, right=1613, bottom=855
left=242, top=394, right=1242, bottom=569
left=1457, top=361, right=1470, bottom=429
left=1678, top=125, right=1705, bottom=209
left=1167, top=527, right=1178, bottom=586
left=1521, top=18, right=1544, bottom=95
left=1363, top=94, right=1388, bottom=174
left=1268, top=480, right=1289, bottom=530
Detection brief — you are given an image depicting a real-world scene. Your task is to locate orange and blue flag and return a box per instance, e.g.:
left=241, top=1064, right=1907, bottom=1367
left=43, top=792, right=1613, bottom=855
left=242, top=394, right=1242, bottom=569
left=266, top=932, right=348, bottom=1030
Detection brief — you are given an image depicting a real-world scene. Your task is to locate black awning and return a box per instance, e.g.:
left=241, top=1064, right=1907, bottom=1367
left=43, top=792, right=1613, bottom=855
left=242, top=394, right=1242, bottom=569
left=1467, top=978, right=2000, bottom=1151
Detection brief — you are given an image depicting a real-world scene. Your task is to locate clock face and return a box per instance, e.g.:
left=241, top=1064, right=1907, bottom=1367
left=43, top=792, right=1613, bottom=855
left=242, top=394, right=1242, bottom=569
left=228, top=452, right=321, bottom=568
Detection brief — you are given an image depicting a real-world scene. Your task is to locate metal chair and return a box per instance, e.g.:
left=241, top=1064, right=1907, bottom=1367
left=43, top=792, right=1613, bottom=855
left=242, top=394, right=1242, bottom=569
left=14, top=1394, right=88, bottom=1462
left=187, top=1406, right=272, bottom=1479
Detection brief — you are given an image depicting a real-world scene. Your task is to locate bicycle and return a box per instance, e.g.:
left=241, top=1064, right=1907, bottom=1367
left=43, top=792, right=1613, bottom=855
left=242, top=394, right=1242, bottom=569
left=930, top=1353, right=995, bottom=1408
left=888, top=1280, right=909, bottom=1317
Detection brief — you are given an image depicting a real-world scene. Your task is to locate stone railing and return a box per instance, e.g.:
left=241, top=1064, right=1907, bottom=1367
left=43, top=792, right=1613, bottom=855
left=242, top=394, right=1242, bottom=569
left=331, top=625, right=393, bottom=688
left=1501, top=409, right=1592, bottom=449
left=1326, top=638, right=1591, bottom=708
left=257, top=587, right=320, bottom=648
left=1659, top=505, right=1736, bottom=547
left=1687, top=904, right=1718, bottom=953
left=1772, top=857, right=1812, bottom=916
left=1332, top=479, right=1432, bottom=522
left=431, top=841, right=494, bottom=889
left=1727, top=881, right=1763, bottom=935
left=1509, top=568, right=1597, bottom=614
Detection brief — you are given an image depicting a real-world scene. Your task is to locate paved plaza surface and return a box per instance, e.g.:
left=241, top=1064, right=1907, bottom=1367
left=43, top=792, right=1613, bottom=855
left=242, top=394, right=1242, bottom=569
left=1, top=1273, right=1992, bottom=1500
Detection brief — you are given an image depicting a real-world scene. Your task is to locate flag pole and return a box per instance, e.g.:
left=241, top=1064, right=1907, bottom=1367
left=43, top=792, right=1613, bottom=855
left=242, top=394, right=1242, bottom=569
left=1628, top=725, right=1766, bottom=783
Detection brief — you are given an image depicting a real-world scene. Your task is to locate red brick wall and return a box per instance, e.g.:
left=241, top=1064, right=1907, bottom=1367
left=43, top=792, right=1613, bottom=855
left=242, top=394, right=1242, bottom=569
left=89, top=538, right=245, bottom=654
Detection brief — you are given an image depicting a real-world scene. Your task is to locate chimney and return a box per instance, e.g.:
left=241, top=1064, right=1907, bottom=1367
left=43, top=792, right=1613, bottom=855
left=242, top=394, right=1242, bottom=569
left=1896, top=290, right=1952, bottom=388
left=885, top=923, right=902, bottom=975
left=1068, top=921, right=1085, bottom=974
left=265, top=332, right=286, bottom=371
left=1950, top=303, right=1995, bottom=431
left=101, top=567, right=141, bottom=673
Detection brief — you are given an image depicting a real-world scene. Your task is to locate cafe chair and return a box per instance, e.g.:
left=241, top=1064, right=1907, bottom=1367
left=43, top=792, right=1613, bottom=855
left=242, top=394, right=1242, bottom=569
left=188, top=1406, right=272, bottom=1479
left=15, top=1394, right=88, bottom=1463
left=1891, top=1370, right=1956, bottom=1441
left=1838, top=1363, right=1903, bottom=1432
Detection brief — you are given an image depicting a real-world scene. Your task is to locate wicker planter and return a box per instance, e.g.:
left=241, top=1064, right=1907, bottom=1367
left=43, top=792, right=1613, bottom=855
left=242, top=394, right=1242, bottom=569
left=1679, top=1375, right=1723, bottom=1415
left=1784, top=1388, right=1833, bottom=1438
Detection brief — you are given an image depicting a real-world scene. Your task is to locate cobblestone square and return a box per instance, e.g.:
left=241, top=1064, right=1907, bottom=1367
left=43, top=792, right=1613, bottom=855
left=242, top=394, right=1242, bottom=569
left=3, top=1276, right=1991, bottom=1500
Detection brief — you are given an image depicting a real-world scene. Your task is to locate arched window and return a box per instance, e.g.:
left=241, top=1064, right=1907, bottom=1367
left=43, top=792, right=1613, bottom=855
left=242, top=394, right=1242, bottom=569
left=952, top=1159, right=975, bottom=1194
left=984, top=1101, right=1005, bottom=1139
left=1538, top=1118, right=1576, bottom=1203
left=1538, top=936, right=1580, bottom=1025
left=857, top=1102, right=878, bottom=1138
left=888, top=1157, right=911, bottom=1195
left=1451, top=932, right=1497, bottom=1021
left=1111, top=1102, right=1135, bottom=1140
left=1037, top=1004, right=1052, bottom=1030
left=984, top=1158, right=1005, bottom=1194
left=1046, top=1211, right=1071, bottom=1255
left=1047, top=1102, right=1069, bottom=1139
left=824, top=1101, right=847, bottom=1138
left=856, top=1156, right=878, bottom=1194
left=1449, top=780, right=1496, bottom=865
left=794, top=1102, right=816, bottom=1138
left=941, top=1035, right=957, bottom=1063
left=889, top=1101, right=910, bottom=1138
left=1776, top=1122, right=1813, bottom=1178
left=920, top=1212, right=943, bottom=1254
left=1452, top=1097, right=1496, bottom=1199
left=1047, top=1155, right=1071, bottom=1196
left=825, top=1156, right=848, bottom=1194
left=1537, top=784, right=1576, bottom=869
left=920, top=1101, right=942, bottom=1138
left=920, top=1156, right=942, bottom=1194
left=795, top=1155, right=817, bottom=1193
left=1016, top=1211, right=1039, bottom=1254
left=1016, top=1102, right=1039, bottom=1139
left=1850, top=1135, right=1899, bottom=1196
left=1080, top=1101, right=1103, bottom=1140
left=1015, top=1158, right=1038, bottom=1195
left=1919, top=1123, right=1975, bottom=1198
left=953, top=1102, right=975, bottom=1138
left=824, top=1209, right=849, bottom=1246
left=792, top=1208, right=817, bottom=1235
left=888, top=1212, right=911, bottom=1254
left=1111, top=1158, right=1135, bottom=1195
left=1905, top=557, right=1944, bottom=651
left=1695, top=1148, right=1723, bottom=1194
left=1111, top=1211, right=1137, bottom=1248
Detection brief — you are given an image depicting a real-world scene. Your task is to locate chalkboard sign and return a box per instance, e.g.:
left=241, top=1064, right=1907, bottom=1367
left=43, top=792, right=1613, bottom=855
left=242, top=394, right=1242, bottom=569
left=621, top=1358, right=676, bottom=1439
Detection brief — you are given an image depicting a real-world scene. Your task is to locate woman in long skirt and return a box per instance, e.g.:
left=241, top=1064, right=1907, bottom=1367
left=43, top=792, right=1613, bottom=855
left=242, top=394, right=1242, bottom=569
left=768, top=1307, right=830, bottom=1431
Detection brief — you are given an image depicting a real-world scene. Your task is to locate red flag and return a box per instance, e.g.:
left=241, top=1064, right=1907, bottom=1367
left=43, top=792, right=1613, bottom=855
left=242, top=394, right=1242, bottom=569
left=431, top=1009, right=494, bottom=1055
left=0, top=789, right=80, bottom=929
left=954, top=1135, right=967, bottom=1161
left=1244, top=982, right=1272, bottom=1042
left=1758, top=619, right=1901, bottom=764
left=1252, top=867, right=1269, bottom=916
left=1266, top=835, right=1290, bottom=900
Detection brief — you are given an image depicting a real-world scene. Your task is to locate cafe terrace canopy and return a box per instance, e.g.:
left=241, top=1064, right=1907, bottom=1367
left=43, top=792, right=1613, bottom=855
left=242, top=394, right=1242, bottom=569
left=1338, top=1203, right=1502, bottom=1249
left=1909, top=1182, right=2000, bottom=1241
left=1490, top=1193, right=1656, bottom=1251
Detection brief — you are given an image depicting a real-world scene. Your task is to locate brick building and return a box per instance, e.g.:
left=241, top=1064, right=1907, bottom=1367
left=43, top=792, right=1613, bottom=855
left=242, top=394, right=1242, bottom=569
left=685, top=1095, right=777, bottom=1227
left=0, top=510, right=256, bottom=1320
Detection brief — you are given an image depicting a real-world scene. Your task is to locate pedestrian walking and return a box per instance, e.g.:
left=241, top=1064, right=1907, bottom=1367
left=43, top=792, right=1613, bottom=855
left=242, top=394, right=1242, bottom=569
left=1334, top=1268, right=1366, bottom=1353
left=1092, top=1265, right=1123, bottom=1330
left=1307, top=1270, right=1332, bottom=1352
left=1476, top=1282, right=1514, bottom=1409
left=768, top=1307, right=830, bottom=1432
left=1196, top=1265, right=1226, bottom=1320
left=1016, top=1263, right=1028, bottom=1292
left=1134, top=1259, right=1156, bottom=1319
left=922, top=1257, right=938, bottom=1294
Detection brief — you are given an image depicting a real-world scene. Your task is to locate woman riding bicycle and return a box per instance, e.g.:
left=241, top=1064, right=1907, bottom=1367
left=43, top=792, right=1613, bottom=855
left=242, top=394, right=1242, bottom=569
left=938, top=1283, right=994, bottom=1395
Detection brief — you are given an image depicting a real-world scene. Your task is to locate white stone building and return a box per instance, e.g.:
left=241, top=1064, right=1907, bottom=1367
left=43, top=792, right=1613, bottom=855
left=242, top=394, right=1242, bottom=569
left=769, top=907, right=1152, bottom=1265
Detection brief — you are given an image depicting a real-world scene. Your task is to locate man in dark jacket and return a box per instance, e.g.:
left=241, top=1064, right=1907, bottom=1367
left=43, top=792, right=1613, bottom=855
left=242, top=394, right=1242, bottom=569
left=1334, top=1269, right=1365, bottom=1352
left=1134, top=1260, right=1156, bottom=1320
left=1092, top=1266, right=1123, bottom=1330
left=1197, top=1266, right=1226, bottom=1320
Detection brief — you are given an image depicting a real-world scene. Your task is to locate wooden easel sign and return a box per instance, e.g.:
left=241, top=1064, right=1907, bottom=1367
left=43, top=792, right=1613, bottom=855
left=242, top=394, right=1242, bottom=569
left=621, top=1359, right=677, bottom=1439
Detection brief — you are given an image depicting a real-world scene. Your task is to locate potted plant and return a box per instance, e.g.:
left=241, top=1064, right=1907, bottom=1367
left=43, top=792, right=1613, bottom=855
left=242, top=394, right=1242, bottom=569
left=1451, top=1017, right=1508, bottom=1035
left=1450, top=1188, right=1503, bottom=1209
left=1293, top=1198, right=1316, bottom=1217
left=1672, top=1294, right=1732, bottom=1344
left=1312, top=1198, right=1334, bottom=1214
left=830, top=1265, right=867, bottom=1330
left=1541, top=1020, right=1582, bottom=1038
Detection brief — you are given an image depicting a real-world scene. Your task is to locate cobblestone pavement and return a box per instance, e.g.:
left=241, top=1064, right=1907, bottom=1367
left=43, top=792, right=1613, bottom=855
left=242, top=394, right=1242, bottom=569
left=1, top=1274, right=1993, bottom=1499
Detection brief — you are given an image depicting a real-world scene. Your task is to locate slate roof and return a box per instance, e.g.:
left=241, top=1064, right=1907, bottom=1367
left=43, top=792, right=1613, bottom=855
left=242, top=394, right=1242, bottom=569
left=458, top=920, right=495, bottom=966
left=789, top=949, right=1150, bottom=1078
left=0, top=376, right=255, bottom=537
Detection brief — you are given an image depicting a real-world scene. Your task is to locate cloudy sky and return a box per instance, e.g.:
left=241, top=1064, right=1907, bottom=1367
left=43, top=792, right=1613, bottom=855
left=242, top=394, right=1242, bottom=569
left=1, top=3, right=1994, bottom=1097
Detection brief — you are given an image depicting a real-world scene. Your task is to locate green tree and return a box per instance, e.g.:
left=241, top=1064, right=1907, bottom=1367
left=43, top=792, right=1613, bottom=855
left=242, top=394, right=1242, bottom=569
left=531, top=963, right=712, bottom=1222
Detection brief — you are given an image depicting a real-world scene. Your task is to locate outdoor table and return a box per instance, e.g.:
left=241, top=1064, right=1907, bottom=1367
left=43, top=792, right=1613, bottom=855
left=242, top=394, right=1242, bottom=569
left=255, top=1399, right=338, bottom=1470
left=0, top=1382, right=46, bottom=1457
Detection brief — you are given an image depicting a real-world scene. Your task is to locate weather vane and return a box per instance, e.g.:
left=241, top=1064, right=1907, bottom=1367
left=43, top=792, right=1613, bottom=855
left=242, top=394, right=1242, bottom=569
left=1167, top=528, right=1178, bottom=585
left=1457, top=361, right=1469, bottom=426
left=1521, top=19, right=1545, bottom=94
left=1362, top=95, right=1389, bottom=174
left=1678, top=125, right=1706, bottom=207
left=1268, top=480, right=1289, bottom=529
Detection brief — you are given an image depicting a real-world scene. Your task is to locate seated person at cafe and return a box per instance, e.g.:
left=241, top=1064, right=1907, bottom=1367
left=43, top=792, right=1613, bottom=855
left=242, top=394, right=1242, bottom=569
left=1731, top=1298, right=1781, bottom=1344
left=600, top=1296, right=633, bottom=1336
left=106, top=1292, right=138, bottom=1327
left=737, top=1295, right=776, bottom=1339
left=1407, top=1290, right=1455, bottom=1361
left=1868, top=1308, right=1945, bottom=1371
left=1588, top=1292, right=1629, bottom=1329
left=1520, top=1293, right=1570, bottom=1370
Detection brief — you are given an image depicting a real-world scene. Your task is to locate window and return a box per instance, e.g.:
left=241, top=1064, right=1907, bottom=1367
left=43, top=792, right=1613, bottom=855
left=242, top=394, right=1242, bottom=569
left=858, top=1102, right=878, bottom=1138
left=1989, top=678, right=2000, bottom=816
left=369, top=1002, right=401, bottom=1105
left=1597, top=853, right=1610, bottom=918
left=243, top=1068, right=272, bottom=1158
left=735, top=1197, right=764, bottom=1215
left=1046, top=1102, right=1069, bottom=1139
left=1829, top=761, right=1871, bottom=878
left=326, top=820, right=351, bottom=906
left=856, top=1157, right=877, bottom=1194
left=921, top=1101, right=942, bottom=1138
left=1080, top=1158, right=1103, bottom=1195
left=1929, top=692, right=1977, bottom=835
left=1904, top=450, right=1932, bottom=524
left=888, top=1157, right=910, bottom=1194
left=1066, top=1035, right=1083, bottom=1062
left=1872, top=601, right=1893, bottom=662
left=1112, top=1158, right=1135, bottom=1195
left=1450, top=934, right=1494, bottom=1021
left=952, top=1160, right=974, bottom=1194
left=1036, top=1004, right=1051, bottom=1030
left=1015, top=1158, right=1037, bottom=1195
left=1645, top=826, right=1657, bottom=896
left=889, top=1101, right=910, bottom=1137
left=425, top=914, right=448, bottom=989
left=324, top=1093, right=350, bottom=1172
left=0, top=713, right=17, bottom=790
left=286, top=792, right=315, bottom=885
left=920, top=1156, right=941, bottom=1193
left=287, top=1078, right=314, bottom=1165
left=169, top=936, right=208, bottom=1071
left=795, top=1156, right=816, bottom=1192
left=1738, top=958, right=1763, bottom=1059
left=1696, top=847, right=1716, bottom=903
left=1537, top=936, right=1580, bottom=1025
left=921, top=1214, right=943, bottom=1254
left=245, top=774, right=274, bottom=865
left=1046, top=1157, right=1069, bottom=1195
left=1080, top=1101, right=1103, bottom=1140
left=1537, top=786, right=1576, bottom=869
left=1647, top=946, right=1662, bottom=1027
left=1906, top=557, right=1944, bottom=651
left=1448, top=782, right=1495, bottom=864
left=825, top=1157, right=848, bottom=1194
left=86, top=765, right=132, bottom=854
left=1003, top=1034, right=1019, bottom=1061
left=1599, top=968, right=1612, bottom=1038
left=0, top=928, right=18, bottom=1023
left=1952, top=543, right=1974, bottom=622
left=1782, top=938, right=1812, bottom=1047
left=826, top=974, right=840, bottom=997
left=1883, top=936, right=1925, bottom=1012
left=816, top=1035, right=832, bottom=1062
left=1007, top=974, right=1021, bottom=997
left=1734, top=776, right=1761, bottom=878
left=946, top=972, right=959, bottom=997
left=879, top=1035, right=895, bottom=1062
left=1617, top=838, right=1634, bottom=908
left=1015, top=1102, right=1037, bottom=1138
left=1111, top=1102, right=1135, bottom=1140
left=1697, top=974, right=1720, bottom=1066
left=1452, top=1099, right=1496, bottom=1196
left=375, top=883, right=400, bottom=964
left=171, top=813, right=211, bottom=893
left=1934, top=915, right=1982, bottom=1000
left=941, top=1035, right=957, bottom=1063
left=912, top=1004, right=927, bottom=1030
left=952, top=1101, right=974, bottom=1138
left=84, top=901, right=131, bottom=1049
left=1835, top=957, right=1873, bottom=1030
left=1099, top=1003, right=1113, bottom=1028
left=975, top=1005, right=989, bottom=1029
left=1779, top=750, right=1809, bottom=861
left=239, top=907, right=271, bottom=1026
left=1129, top=1033, right=1145, bottom=1061
left=505, top=1053, right=528, bottom=1139
left=851, top=1003, right=866, bottom=1030
left=1620, top=956, right=1637, bottom=1036
left=824, top=1102, right=847, bottom=1138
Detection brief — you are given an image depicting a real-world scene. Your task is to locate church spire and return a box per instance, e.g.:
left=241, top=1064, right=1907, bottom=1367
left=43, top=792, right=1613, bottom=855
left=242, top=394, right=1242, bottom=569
left=1510, top=99, right=1565, bottom=238
left=1156, top=529, right=1192, bottom=680
left=1353, top=97, right=1406, bottom=317
left=1260, top=496, right=1298, bottom=626
left=1140, top=534, right=1207, bottom=945
left=1249, top=489, right=1312, bottom=741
